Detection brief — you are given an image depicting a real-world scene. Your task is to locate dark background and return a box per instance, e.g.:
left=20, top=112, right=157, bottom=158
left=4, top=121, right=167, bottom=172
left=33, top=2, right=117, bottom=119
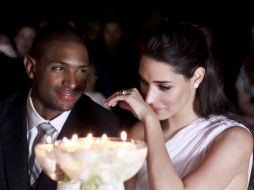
left=3, top=1, right=253, bottom=48
left=1, top=0, right=254, bottom=103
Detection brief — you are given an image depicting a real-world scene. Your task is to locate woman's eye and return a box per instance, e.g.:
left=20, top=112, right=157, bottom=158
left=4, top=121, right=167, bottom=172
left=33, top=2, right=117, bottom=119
left=140, top=79, right=148, bottom=85
left=159, top=86, right=171, bottom=90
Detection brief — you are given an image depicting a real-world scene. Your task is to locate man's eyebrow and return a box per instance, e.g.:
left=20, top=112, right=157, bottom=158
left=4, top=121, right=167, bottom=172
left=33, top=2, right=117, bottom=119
left=48, top=61, right=66, bottom=65
left=49, top=61, right=89, bottom=67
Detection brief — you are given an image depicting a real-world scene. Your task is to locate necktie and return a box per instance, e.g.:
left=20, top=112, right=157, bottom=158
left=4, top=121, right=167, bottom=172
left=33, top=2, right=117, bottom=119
left=29, top=122, right=57, bottom=186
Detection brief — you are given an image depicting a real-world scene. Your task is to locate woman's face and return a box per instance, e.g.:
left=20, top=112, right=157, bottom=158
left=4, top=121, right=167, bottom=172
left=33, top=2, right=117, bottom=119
left=139, top=56, right=196, bottom=120
left=15, top=26, right=36, bottom=57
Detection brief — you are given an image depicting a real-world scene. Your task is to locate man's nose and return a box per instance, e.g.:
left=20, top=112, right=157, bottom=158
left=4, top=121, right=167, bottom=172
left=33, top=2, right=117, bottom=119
left=63, top=72, right=77, bottom=89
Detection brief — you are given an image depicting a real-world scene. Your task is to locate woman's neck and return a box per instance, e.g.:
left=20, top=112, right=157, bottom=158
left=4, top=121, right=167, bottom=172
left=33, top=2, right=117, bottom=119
left=162, top=113, right=200, bottom=141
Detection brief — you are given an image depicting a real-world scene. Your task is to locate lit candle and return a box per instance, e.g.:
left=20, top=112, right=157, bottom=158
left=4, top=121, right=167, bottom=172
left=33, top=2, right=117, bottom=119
left=120, top=131, right=127, bottom=141
left=61, top=135, right=81, bottom=152
left=117, top=131, right=128, bottom=157
left=100, top=134, right=108, bottom=144
left=71, top=134, right=78, bottom=142
left=101, top=134, right=107, bottom=141
left=46, top=136, right=53, bottom=144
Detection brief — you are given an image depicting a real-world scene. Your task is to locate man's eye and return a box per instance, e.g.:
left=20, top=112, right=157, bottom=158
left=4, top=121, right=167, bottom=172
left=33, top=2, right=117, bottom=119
left=79, top=68, right=88, bottom=73
left=52, top=66, right=64, bottom=71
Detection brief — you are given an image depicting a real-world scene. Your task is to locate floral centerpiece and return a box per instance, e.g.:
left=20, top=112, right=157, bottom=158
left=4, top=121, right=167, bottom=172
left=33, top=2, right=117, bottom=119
left=35, top=132, right=147, bottom=190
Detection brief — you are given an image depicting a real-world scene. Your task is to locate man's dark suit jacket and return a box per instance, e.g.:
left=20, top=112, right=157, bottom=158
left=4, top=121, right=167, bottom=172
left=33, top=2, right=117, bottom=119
left=0, top=92, right=119, bottom=190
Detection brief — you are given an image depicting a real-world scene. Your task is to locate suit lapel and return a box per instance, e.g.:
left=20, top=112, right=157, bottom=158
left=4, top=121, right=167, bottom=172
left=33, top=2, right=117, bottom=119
left=57, top=108, right=90, bottom=139
left=58, top=96, right=92, bottom=139
left=0, top=99, right=29, bottom=190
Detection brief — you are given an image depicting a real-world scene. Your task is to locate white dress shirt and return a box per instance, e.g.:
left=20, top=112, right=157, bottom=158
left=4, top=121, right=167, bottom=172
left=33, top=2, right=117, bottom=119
left=26, top=90, right=71, bottom=159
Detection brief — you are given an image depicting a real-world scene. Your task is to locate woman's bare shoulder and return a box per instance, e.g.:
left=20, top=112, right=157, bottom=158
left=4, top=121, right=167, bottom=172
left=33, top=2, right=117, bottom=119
left=229, top=126, right=252, bottom=150
left=218, top=126, right=253, bottom=148
left=211, top=126, right=253, bottom=165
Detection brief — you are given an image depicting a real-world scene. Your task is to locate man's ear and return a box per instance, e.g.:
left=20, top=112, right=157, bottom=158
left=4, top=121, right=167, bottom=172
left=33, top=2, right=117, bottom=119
left=24, top=56, right=36, bottom=79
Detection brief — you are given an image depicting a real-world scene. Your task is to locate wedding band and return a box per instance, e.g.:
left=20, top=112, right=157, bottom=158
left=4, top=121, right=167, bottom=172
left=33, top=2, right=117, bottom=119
left=121, top=90, right=127, bottom=95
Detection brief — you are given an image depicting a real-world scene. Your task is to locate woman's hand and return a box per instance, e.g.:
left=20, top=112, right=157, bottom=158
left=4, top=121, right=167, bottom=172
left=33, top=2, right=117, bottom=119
left=105, top=88, right=156, bottom=121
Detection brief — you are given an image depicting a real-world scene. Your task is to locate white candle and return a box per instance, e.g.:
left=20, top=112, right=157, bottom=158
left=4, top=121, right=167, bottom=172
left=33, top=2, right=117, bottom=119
left=120, top=131, right=127, bottom=141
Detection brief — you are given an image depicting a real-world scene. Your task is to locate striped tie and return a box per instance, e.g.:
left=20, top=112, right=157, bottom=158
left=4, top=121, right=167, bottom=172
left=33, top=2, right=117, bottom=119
left=29, top=122, right=57, bottom=186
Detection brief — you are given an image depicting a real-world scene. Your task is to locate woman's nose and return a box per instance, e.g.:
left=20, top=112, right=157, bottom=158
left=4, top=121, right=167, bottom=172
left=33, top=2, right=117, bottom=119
left=145, top=88, right=157, bottom=104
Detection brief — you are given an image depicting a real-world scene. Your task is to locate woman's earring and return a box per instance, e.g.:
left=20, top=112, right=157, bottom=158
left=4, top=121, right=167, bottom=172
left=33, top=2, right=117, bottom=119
left=194, top=83, right=199, bottom=89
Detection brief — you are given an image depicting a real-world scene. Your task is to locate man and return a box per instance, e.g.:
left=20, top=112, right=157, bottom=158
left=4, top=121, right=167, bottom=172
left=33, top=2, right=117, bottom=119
left=0, top=24, right=119, bottom=190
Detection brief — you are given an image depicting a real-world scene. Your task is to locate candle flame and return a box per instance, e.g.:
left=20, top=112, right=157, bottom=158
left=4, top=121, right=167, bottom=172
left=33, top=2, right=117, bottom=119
left=101, top=134, right=107, bottom=140
left=100, top=134, right=108, bottom=143
left=72, top=134, right=78, bottom=142
left=63, top=137, right=68, bottom=143
left=83, top=133, right=93, bottom=148
left=121, top=131, right=127, bottom=141
left=46, top=136, right=52, bottom=143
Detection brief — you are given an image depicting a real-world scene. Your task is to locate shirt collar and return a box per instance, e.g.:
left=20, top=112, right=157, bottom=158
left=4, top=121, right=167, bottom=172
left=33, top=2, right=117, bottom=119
left=27, top=89, right=71, bottom=133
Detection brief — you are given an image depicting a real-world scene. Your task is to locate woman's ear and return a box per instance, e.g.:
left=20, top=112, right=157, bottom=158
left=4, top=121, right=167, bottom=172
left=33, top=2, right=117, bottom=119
left=24, top=56, right=36, bottom=79
left=192, top=67, right=205, bottom=89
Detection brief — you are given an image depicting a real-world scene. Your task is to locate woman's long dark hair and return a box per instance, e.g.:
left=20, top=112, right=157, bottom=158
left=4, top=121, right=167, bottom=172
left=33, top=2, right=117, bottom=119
left=140, top=21, right=236, bottom=118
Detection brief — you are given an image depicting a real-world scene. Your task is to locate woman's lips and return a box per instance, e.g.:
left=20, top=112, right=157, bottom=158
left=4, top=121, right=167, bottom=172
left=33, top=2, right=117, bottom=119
left=151, top=107, right=162, bottom=113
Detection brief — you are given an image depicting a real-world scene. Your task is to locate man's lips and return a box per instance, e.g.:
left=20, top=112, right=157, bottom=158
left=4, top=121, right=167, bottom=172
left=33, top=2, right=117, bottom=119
left=57, top=91, right=78, bottom=100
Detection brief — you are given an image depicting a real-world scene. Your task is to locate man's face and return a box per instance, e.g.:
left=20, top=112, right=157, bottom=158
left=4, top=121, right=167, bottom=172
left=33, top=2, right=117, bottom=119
left=29, top=40, right=89, bottom=119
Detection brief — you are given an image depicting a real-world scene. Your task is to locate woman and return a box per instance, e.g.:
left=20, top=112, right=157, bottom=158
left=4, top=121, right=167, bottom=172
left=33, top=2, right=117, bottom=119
left=106, top=22, right=253, bottom=190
